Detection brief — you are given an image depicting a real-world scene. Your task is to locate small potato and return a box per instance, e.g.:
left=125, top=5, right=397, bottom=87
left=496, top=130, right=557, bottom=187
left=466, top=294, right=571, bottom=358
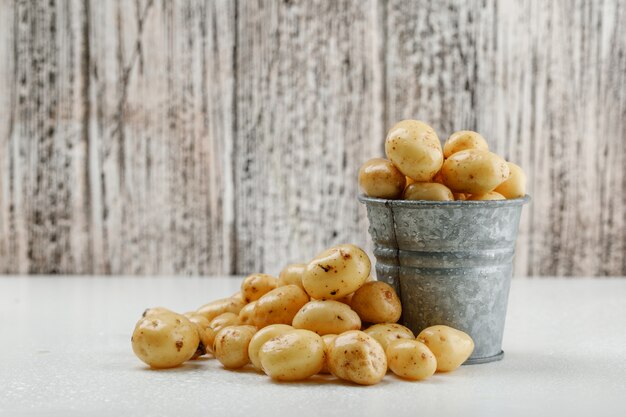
left=292, top=300, right=361, bottom=335
left=142, top=306, right=174, bottom=318
left=364, top=323, right=415, bottom=351
left=327, top=330, right=387, bottom=385
left=238, top=301, right=257, bottom=325
left=494, top=162, right=526, bottom=199
left=468, top=191, right=505, bottom=201
left=210, top=312, right=240, bottom=332
left=386, top=339, right=437, bottom=381
left=204, top=312, right=243, bottom=352
left=417, top=325, right=474, bottom=372
left=385, top=120, right=443, bottom=182
left=253, top=285, right=310, bottom=328
left=213, top=325, right=257, bottom=369
left=302, top=244, right=370, bottom=300
left=259, top=329, right=325, bottom=381
left=443, top=130, right=489, bottom=158
left=350, top=281, right=402, bottom=324
left=188, top=314, right=212, bottom=357
left=358, top=158, right=406, bottom=199
left=403, top=182, right=454, bottom=202
left=453, top=192, right=468, bottom=201
left=277, top=263, right=307, bottom=289
left=132, top=313, right=199, bottom=369
left=247, top=324, right=295, bottom=370
left=196, top=297, right=245, bottom=322
left=320, top=334, right=337, bottom=374
left=441, top=149, right=510, bottom=194
left=241, top=273, right=278, bottom=303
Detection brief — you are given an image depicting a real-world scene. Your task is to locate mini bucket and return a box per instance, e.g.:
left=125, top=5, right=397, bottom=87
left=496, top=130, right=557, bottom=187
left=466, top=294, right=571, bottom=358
left=358, top=195, right=530, bottom=364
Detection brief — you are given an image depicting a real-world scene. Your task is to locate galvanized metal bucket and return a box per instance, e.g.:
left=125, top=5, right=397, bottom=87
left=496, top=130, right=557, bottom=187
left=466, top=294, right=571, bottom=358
left=358, top=195, right=530, bottom=364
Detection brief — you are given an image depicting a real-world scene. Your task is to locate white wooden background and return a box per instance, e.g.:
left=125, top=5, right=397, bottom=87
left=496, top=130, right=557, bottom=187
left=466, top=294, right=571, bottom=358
left=0, top=0, right=624, bottom=277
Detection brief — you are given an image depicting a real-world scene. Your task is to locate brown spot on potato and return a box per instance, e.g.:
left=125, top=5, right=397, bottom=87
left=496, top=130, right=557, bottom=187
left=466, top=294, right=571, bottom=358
left=175, top=340, right=184, bottom=351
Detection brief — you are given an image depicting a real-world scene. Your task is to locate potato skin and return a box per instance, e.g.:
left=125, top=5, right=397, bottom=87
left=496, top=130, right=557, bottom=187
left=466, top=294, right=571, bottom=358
left=238, top=301, right=257, bottom=325
left=188, top=314, right=212, bottom=357
left=403, top=182, right=454, bottom=202
left=253, top=285, right=310, bottom=328
left=277, top=263, right=307, bottom=289
left=132, top=313, right=199, bottom=369
left=443, top=130, right=489, bottom=158
left=350, top=281, right=402, bottom=324
left=384, top=120, right=443, bottom=182
left=213, top=325, right=257, bottom=369
left=364, top=323, right=415, bottom=352
left=241, top=273, right=278, bottom=303
left=386, top=339, right=437, bottom=381
left=441, top=149, right=510, bottom=194
left=494, top=162, right=526, bottom=199
left=320, top=334, right=338, bottom=374
left=358, top=158, right=406, bottom=199
left=196, top=297, right=245, bottom=322
left=292, top=300, right=361, bottom=335
left=248, top=324, right=294, bottom=370
left=417, top=325, right=474, bottom=372
left=259, top=330, right=325, bottom=381
left=327, top=330, right=387, bottom=385
left=468, top=191, right=505, bottom=201
left=302, top=244, right=370, bottom=300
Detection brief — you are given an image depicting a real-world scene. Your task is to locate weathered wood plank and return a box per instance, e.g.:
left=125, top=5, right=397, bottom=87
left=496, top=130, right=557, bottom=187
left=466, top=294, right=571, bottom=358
left=234, top=0, right=383, bottom=275
left=384, top=0, right=626, bottom=276
left=1, top=0, right=237, bottom=274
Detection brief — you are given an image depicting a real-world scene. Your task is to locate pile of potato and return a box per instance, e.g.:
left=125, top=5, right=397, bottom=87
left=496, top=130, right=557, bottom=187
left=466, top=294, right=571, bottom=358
left=132, top=244, right=475, bottom=385
left=359, top=120, right=526, bottom=201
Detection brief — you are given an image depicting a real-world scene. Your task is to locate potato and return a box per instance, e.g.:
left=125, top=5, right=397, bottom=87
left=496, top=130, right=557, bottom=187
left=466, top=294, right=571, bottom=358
left=210, top=312, right=240, bottom=332
left=417, top=325, right=474, bottom=372
left=453, top=192, right=468, bottom=201
left=358, top=158, right=406, bottom=199
left=142, top=306, right=174, bottom=318
left=364, top=323, right=415, bottom=351
left=131, top=313, right=199, bottom=369
left=253, top=285, right=309, bottom=328
left=468, top=191, right=505, bottom=201
left=386, top=339, right=437, bottom=381
left=238, top=301, right=257, bottom=325
left=213, top=325, right=257, bottom=369
left=403, top=182, right=454, bottom=202
left=302, top=244, right=370, bottom=300
left=259, top=329, right=325, bottom=381
left=384, top=120, right=443, bottom=182
left=241, top=273, right=278, bottom=303
left=350, top=281, right=402, bottom=324
left=326, top=330, right=387, bottom=385
left=441, top=149, right=510, bottom=194
left=248, top=324, right=295, bottom=370
left=320, top=334, right=338, bottom=374
left=196, top=297, right=245, bottom=322
left=494, top=162, right=526, bottom=199
left=188, top=314, right=212, bottom=357
left=443, top=130, right=489, bottom=158
left=277, top=263, right=307, bottom=289
left=292, top=300, right=361, bottom=335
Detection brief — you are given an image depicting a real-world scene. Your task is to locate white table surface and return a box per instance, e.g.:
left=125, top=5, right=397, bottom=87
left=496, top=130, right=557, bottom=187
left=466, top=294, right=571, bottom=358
left=1, top=276, right=625, bottom=417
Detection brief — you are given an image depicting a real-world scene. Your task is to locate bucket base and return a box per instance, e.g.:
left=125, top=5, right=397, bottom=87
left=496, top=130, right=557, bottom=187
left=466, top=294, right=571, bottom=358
left=463, top=350, right=504, bottom=365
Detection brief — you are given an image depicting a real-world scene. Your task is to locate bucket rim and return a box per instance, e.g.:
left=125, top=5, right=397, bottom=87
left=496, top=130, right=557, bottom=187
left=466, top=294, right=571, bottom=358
left=358, top=194, right=531, bottom=207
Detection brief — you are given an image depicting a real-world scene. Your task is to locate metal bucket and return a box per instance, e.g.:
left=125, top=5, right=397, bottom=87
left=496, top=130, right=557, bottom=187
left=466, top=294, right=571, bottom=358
left=358, top=195, right=530, bottom=364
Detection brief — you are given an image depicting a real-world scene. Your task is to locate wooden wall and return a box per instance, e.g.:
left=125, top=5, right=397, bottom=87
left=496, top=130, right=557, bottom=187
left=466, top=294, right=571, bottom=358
left=0, top=0, right=624, bottom=276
